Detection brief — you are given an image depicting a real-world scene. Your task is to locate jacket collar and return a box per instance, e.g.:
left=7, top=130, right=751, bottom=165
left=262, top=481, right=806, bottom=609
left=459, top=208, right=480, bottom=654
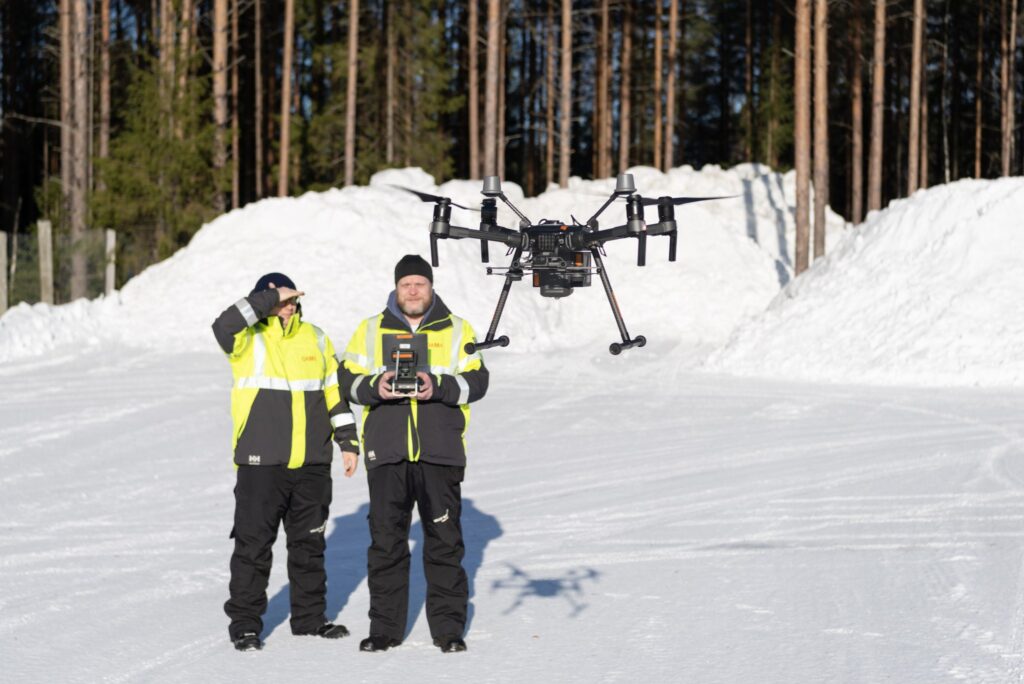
left=381, top=291, right=452, bottom=332
left=260, top=312, right=302, bottom=338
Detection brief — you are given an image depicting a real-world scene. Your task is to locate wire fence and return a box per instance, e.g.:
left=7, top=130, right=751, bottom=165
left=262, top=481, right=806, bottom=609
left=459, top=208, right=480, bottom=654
left=4, top=225, right=111, bottom=308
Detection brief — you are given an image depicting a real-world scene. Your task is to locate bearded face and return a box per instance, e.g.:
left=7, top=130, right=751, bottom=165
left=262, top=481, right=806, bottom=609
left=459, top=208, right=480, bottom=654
left=396, top=275, right=433, bottom=317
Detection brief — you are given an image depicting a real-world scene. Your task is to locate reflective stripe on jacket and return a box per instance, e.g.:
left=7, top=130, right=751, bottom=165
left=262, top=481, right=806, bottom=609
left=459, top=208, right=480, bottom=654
left=338, top=293, right=489, bottom=469
left=212, top=290, right=358, bottom=468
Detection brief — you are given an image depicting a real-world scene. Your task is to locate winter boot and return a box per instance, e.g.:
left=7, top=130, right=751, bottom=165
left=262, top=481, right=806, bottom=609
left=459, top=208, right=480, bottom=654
left=305, top=622, right=350, bottom=638
left=359, top=635, right=402, bottom=652
left=433, top=636, right=467, bottom=653
left=233, top=632, right=263, bottom=652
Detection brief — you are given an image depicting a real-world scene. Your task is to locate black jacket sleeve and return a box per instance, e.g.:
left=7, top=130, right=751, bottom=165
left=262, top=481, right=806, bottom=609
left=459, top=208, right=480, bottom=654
left=434, top=361, right=489, bottom=406
left=338, top=363, right=387, bottom=407
left=211, top=290, right=280, bottom=353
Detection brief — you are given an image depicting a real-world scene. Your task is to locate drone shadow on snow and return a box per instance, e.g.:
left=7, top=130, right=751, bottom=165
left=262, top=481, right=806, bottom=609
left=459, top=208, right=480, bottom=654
left=490, top=563, right=602, bottom=619
left=262, top=497, right=503, bottom=641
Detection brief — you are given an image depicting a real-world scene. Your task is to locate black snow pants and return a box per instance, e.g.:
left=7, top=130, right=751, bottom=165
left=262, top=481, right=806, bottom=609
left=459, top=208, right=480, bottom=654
left=224, top=464, right=332, bottom=640
left=367, top=460, right=467, bottom=641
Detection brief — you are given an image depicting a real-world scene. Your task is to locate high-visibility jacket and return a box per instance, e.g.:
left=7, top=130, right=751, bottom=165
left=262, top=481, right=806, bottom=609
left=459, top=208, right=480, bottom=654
left=212, top=289, right=358, bottom=468
left=339, top=293, right=489, bottom=469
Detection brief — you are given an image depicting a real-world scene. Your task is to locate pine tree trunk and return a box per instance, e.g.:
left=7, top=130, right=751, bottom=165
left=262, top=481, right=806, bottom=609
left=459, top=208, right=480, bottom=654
left=291, top=36, right=302, bottom=190
left=214, top=0, right=228, bottom=206
left=254, top=0, right=263, bottom=197
left=60, top=0, right=72, bottom=232
left=1002, top=0, right=1019, bottom=175
left=813, top=0, right=828, bottom=260
left=546, top=0, right=556, bottom=186
left=403, top=0, right=413, bottom=167
left=1001, top=0, right=1009, bottom=176
left=795, top=0, right=811, bottom=275
left=344, top=0, right=359, bottom=186
left=558, top=0, right=572, bottom=187
left=160, top=0, right=175, bottom=136
left=386, top=1, right=396, bottom=165
left=908, top=0, right=924, bottom=193
left=654, top=1, right=663, bottom=171
left=921, top=68, right=929, bottom=188
left=976, top=0, right=985, bottom=178
left=602, top=5, right=612, bottom=177
left=99, top=0, right=110, bottom=191
left=593, top=6, right=601, bottom=176
left=483, top=0, right=500, bottom=176
left=745, top=0, right=753, bottom=161
left=678, top=0, right=686, bottom=163
left=231, top=0, right=240, bottom=208
left=469, top=0, right=480, bottom=178
left=601, top=0, right=612, bottom=177
left=618, top=0, right=632, bottom=173
left=867, top=0, right=886, bottom=212
left=767, top=3, right=779, bottom=168
left=70, top=0, right=89, bottom=299
left=498, top=7, right=507, bottom=180
left=940, top=0, right=951, bottom=183
left=177, top=0, right=194, bottom=140
left=851, top=0, right=864, bottom=223
left=664, top=0, right=677, bottom=172
left=278, top=0, right=294, bottom=196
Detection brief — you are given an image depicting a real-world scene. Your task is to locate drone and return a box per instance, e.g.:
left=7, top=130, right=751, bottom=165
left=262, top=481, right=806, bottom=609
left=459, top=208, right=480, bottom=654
left=396, top=173, right=729, bottom=355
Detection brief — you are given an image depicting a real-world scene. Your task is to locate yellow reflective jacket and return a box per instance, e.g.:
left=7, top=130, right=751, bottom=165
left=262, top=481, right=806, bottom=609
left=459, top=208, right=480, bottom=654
left=212, top=289, right=358, bottom=468
left=339, top=293, right=489, bottom=469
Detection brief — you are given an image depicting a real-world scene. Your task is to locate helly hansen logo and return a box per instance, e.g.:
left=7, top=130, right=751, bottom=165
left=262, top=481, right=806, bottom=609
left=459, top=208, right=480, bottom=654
left=309, top=522, right=326, bottom=534
left=248, top=454, right=261, bottom=464
left=433, top=509, right=449, bottom=524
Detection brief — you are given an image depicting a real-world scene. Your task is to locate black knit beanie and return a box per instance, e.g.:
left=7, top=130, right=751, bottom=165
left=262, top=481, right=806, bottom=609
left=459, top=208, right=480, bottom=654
left=251, top=272, right=297, bottom=295
left=394, top=255, right=433, bottom=284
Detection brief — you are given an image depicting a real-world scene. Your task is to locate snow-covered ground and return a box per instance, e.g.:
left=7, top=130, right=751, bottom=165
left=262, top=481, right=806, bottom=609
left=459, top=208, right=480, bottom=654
left=3, top=348, right=1024, bottom=682
left=3, top=166, right=1024, bottom=681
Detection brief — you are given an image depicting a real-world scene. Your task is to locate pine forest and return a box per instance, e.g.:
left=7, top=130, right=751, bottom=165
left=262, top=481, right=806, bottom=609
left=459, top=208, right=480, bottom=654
left=0, top=0, right=1020, bottom=302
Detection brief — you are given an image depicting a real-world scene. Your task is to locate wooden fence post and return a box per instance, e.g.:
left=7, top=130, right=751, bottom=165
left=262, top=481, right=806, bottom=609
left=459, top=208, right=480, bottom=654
left=104, top=229, right=116, bottom=295
left=38, top=220, right=54, bottom=305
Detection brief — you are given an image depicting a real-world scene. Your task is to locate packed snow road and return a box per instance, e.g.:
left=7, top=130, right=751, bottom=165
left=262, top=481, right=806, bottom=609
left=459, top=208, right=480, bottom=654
left=1, top=347, right=1022, bottom=683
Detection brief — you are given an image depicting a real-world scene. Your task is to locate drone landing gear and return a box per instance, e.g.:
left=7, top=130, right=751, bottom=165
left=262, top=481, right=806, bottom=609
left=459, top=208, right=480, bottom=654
left=591, top=248, right=646, bottom=355
left=464, top=249, right=522, bottom=354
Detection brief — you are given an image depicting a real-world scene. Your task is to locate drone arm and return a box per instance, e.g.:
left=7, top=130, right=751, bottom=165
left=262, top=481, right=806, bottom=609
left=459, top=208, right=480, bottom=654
left=579, top=224, right=632, bottom=247
left=447, top=224, right=525, bottom=248
left=584, top=193, right=620, bottom=227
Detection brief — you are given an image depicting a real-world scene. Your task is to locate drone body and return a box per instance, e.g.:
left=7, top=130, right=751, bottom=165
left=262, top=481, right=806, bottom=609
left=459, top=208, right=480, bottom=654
left=397, top=174, right=729, bottom=355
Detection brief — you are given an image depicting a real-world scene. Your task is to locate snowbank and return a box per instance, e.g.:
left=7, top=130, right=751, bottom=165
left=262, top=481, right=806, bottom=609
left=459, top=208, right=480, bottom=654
left=1, top=165, right=807, bottom=363
left=707, top=177, right=1024, bottom=387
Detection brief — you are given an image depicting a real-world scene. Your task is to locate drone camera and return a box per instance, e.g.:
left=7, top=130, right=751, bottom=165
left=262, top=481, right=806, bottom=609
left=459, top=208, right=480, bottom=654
left=532, top=249, right=591, bottom=298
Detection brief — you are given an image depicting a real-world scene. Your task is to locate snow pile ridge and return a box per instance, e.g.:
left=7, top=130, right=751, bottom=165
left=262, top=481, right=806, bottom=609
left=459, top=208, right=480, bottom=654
left=1, top=165, right=803, bottom=364
left=706, top=177, right=1024, bottom=387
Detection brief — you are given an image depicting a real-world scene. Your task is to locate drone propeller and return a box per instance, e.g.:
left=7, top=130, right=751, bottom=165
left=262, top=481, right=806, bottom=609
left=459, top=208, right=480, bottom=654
left=391, top=185, right=479, bottom=211
left=639, top=195, right=736, bottom=207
